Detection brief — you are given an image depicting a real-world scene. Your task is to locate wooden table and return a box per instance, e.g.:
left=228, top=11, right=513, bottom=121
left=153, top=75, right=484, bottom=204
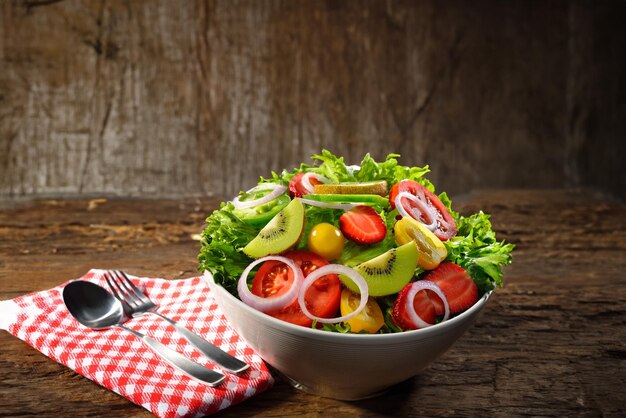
left=1, top=189, right=624, bottom=416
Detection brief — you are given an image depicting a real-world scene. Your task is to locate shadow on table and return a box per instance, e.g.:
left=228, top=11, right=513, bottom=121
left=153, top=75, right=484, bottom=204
left=351, top=376, right=420, bottom=415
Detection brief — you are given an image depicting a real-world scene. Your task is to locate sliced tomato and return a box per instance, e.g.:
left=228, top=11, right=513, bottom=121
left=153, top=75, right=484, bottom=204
left=389, top=180, right=457, bottom=241
left=251, top=250, right=341, bottom=327
left=289, top=173, right=321, bottom=198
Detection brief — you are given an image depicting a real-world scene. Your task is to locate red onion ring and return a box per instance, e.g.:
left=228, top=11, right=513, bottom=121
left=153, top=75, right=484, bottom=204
left=237, top=256, right=304, bottom=312
left=405, top=281, right=450, bottom=328
left=395, top=191, right=437, bottom=231
left=300, top=198, right=358, bottom=211
left=232, top=183, right=287, bottom=209
left=298, top=264, right=369, bottom=324
left=301, top=172, right=331, bottom=193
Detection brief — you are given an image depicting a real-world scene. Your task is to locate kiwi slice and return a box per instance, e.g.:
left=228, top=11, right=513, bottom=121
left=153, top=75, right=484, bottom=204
left=243, top=198, right=305, bottom=258
left=314, top=181, right=388, bottom=196
left=304, top=194, right=389, bottom=208
left=342, top=242, right=418, bottom=296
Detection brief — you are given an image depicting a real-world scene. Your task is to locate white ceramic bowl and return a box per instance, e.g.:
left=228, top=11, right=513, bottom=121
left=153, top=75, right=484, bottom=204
left=204, top=272, right=491, bottom=400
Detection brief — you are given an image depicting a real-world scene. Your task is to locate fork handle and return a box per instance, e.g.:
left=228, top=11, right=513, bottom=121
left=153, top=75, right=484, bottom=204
left=116, top=325, right=225, bottom=386
left=151, top=312, right=250, bottom=374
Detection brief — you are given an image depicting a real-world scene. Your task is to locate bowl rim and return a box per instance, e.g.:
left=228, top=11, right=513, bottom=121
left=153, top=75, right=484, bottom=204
left=203, top=271, right=492, bottom=343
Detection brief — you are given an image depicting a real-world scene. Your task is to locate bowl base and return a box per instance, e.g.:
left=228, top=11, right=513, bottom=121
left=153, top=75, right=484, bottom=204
left=276, top=369, right=390, bottom=401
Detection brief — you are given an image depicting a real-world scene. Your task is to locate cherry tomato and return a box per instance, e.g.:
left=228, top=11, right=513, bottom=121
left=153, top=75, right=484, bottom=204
left=340, top=289, right=384, bottom=334
left=289, top=173, right=321, bottom=198
left=389, top=180, right=457, bottom=241
left=307, top=223, right=345, bottom=260
left=251, top=250, right=341, bottom=327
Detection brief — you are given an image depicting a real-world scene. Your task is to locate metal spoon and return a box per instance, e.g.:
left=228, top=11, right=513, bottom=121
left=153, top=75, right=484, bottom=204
left=62, top=280, right=225, bottom=386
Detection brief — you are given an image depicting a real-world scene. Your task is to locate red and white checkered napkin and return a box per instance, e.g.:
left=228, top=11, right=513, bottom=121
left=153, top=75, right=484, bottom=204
left=0, top=269, right=274, bottom=417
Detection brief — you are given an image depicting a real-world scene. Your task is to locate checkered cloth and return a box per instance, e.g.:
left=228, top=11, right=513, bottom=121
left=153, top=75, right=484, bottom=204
left=0, top=269, right=274, bottom=417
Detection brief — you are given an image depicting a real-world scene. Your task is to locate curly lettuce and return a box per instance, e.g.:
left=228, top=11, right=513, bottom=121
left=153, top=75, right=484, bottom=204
left=198, top=149, right=514, bottom=300
left=198, top=202, right=261, bottom=294
left=444, top=211, right=514, bottom=293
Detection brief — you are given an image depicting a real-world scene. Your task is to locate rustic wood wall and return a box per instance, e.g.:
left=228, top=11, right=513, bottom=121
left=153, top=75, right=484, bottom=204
left=1, top=0, right=624, bottom=200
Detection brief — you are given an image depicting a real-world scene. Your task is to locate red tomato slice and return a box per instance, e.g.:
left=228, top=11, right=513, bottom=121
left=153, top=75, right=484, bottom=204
left=391, top=285, right=436, bottom=330
left=288, top=173, right=321, bottom=198
left=251, top=250, right=342, bottom=327
left=389, top=180, right=457, bottom=241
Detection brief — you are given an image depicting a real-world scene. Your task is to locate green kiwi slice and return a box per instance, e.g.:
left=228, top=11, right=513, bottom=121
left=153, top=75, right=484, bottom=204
left=313, top=181, right=388, bottom=196
left=243, top=198, right=305, bottom=258
left=342, top=242, right=418, bottom=296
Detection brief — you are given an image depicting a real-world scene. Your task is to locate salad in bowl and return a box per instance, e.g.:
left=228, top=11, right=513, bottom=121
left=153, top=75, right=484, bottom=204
left=199, top=151, right=513, bottom=335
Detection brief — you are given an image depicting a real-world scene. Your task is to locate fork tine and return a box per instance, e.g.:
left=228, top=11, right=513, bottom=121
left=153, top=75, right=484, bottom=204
left=110, top=271, right=142, bottom=306
left=116, top=270, right=152, bottom=304
left=104, top=272, right=135, bottom=313
left=104, top=272, right=127, bottom=303
left=107, top=271, right=140, bottom=308
left=104, top=272, right=116, bottom=295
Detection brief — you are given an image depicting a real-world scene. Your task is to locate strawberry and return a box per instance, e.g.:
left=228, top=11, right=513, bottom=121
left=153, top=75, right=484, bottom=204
left=339, top=206, right=387, bottom=245
left=391, top=283, right=436, bottom=330
left=424, top=262, right=478, bottom=315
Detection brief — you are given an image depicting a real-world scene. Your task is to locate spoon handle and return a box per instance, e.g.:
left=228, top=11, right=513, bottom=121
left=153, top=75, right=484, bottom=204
left=151, top=312, right=250, bottom=374
left=116, top=325, right=225, bottom=386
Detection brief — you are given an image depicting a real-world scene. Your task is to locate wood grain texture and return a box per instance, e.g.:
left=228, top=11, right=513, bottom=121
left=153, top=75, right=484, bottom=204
left=0, top=1, right=624, bottom=200
left=0, top=190, right=625, bottom=416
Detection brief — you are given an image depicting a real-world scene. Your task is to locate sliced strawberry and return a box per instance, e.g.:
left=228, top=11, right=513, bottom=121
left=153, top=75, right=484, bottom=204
left=424, top=262, right=478, bottom=315
left=339, top=206, right=386, bottom=245
left=391, top=284, right=436, bottom=330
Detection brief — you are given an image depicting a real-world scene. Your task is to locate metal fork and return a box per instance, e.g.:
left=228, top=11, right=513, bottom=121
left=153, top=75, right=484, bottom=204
left=104, top=270, right=249, bottom=374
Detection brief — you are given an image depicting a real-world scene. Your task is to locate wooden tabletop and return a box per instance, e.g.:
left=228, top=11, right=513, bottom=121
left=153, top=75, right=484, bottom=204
left=1, top=189, right=624, bottom=417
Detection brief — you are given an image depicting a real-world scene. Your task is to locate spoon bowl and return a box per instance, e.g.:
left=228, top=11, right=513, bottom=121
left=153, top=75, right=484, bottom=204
left=63, top=281, right=125, bottom=329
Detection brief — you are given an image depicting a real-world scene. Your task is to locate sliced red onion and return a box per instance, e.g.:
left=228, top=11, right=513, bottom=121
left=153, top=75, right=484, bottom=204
left=300, top=198, right=358, bottom=211
left=298, top=264, right=369, bottom=324
left=395, top=191, right=437, bottom=231
left=301, top=172, right=331, bottom=193
left=405, top=281, right=450, bottom=329
left=238, top=256, right=304, bottom=313
left=232, top=183, right=287, bottom=209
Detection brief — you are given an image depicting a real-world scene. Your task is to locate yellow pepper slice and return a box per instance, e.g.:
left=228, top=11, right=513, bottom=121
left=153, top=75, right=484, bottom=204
left=340, top=289, right=384, bottom=334
left=394, top=216, right=447, bottom=270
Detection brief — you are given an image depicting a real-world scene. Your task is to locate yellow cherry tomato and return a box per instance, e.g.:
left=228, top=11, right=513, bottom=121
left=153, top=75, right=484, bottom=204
left=307, top=222, right=345, bottom=260
left=340, top=289, right=385, bottom=334
left=394, top=216, right=447, bottom=270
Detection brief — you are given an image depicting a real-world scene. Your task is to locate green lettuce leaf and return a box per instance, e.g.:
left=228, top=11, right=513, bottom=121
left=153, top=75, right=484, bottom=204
left=311, top=150, right=356, bottom=183
left=198, top=203, right=258, bottom=294
left=444, top=211, right=514, bottom=293
left=262, top=149, right=356, bottom=186
left=355, top=153, right=433, bottom=191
